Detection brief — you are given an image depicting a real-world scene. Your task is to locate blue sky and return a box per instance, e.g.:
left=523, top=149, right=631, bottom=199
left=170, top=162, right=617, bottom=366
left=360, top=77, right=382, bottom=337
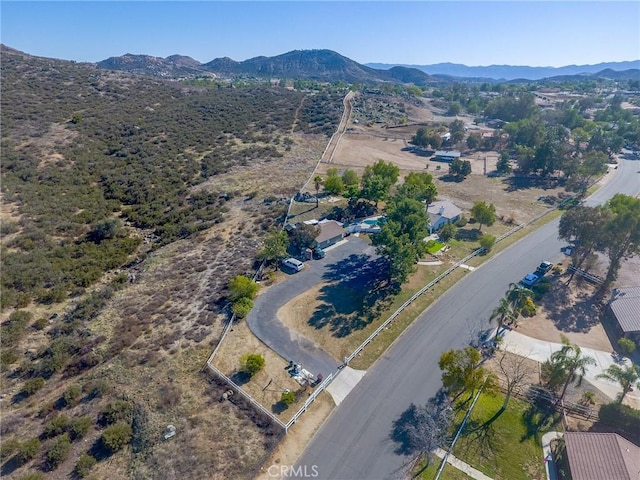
left=2, top=1, right=639, bottom=67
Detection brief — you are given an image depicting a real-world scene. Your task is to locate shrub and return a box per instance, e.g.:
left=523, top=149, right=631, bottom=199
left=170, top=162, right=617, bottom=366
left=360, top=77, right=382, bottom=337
left=454, top=215, right=468, bottom=227
left=598, top=402, right=640, bottom=439
left=22, top=377, right=46, bottom=396
left=232, top=297, right=253, bottom=319
left=521, top=297, right=537, bottom=317
left=438, top=223, right=457, bottom=241
left=101, top=400, right=133, bottom=425
left=479, top=234, right=496, bottom=251
left=70, top=416, right=93, bottom=440
left=63, top=385, right=82, bottom=407
left=74, top=452, right=97, bottom=477
left=44, top=414, right=71, bottom=437
left=281, top=390, right=296, bottom=405
left=617, top=338, right=636, bottom=356
left=19, top=474, right=44, bottom=480
left=16, top=437, right=41, bottom=463
left=46, top=433, right=71, bottom=469
left=240, top=353, right=265, bottom=377
left=101, top=422, right=133, bottom=453
left=228, top=275, right=259, bottom=302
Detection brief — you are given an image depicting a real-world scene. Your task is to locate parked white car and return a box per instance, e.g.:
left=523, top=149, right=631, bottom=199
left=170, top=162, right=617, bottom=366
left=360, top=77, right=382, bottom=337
left=282, top=257, right=304, bottom=272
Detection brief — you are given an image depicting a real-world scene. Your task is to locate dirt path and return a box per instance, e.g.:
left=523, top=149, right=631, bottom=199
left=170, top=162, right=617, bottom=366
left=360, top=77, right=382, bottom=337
left=323, top=90, right=354, bottom=163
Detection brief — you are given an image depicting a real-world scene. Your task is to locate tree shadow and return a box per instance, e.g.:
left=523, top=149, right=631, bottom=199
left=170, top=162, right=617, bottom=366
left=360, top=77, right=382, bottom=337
left=520, top=398, right=560, bottom=442
left=308, top=256, right=396, bottom=338
left=535, top=277, right=604, bottom=333
left=229, top=371, right=251, bottom=386
left=438, top=175, right=464, bottom=183
left=0, top=456, right=23, bottom=477
left=401, top=146, right=433, bottom=157
left=504, top=176, right=563, bottom=192
left=271, top=401, right=289, bottom=415
left=455, top=228, right=480, bottom=242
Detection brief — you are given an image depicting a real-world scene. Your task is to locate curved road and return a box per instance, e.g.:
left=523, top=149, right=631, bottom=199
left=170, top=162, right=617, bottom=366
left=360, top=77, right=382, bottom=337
left=294, top=158, right=639, bottom=480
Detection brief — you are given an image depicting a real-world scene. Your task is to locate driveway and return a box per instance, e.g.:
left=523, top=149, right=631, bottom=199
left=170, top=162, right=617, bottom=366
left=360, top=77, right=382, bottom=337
left=247, top=235, right=376, bottom=377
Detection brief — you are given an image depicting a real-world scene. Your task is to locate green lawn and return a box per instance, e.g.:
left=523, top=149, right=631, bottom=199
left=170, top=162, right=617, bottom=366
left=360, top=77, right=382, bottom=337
left=426, top=241, right=446, bottom=254
left=450, top=393, right=561, bottom=480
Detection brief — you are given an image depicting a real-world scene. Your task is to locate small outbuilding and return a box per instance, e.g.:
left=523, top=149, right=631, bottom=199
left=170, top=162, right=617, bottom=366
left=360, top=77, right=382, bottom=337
left=607, top=286, right=640, bottom=344
left=433, top=150, right=461, bottom=162
left=315, top=220, right=344, bottom=249
left=427, top=200, right=462, bottom=234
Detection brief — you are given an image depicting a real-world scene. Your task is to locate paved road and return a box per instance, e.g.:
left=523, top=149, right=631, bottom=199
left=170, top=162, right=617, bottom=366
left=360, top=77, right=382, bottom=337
left=294, top=159, right=639, bottom=480
left=247, top=235, right=376, bottom=377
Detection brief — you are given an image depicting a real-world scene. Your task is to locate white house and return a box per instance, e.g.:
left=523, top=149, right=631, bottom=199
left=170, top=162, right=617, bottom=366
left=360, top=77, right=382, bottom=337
left=427, top=200, right=462, bottom=234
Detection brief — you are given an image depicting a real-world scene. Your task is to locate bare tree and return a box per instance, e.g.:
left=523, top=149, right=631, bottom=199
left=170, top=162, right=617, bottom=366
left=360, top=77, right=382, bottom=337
left=497, top=351, right=535, bottom=412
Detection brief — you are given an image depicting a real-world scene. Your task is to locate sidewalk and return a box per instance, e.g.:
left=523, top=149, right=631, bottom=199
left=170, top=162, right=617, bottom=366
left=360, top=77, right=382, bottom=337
left=434, top=448, right=494, bottom=480
left=501, top=330, right=640, bottom=406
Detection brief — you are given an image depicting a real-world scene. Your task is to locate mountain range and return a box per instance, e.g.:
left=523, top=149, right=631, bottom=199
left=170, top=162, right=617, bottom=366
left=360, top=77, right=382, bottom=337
left=9, top=45, right=638, bottom=83
left=365, top=60, right=640, bottom=81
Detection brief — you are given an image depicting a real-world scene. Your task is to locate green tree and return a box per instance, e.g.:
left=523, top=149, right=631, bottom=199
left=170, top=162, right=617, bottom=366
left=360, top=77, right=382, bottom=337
left=438, top=222, right=457, bottom=241
left=479, top=234, right=496, bottom=251
left=570, top=151, right=608, bottom=196
left=505, top=282, right=534, bottom=318
left=288, top=223, right=319, bottom=251
left=398, top=172, right=437, bottom=204
left=341, top=169, right=359, bottom=187
left=471, top=201, right=496, bottom=231
left=601, top=194, right=640, bottom=285
left=70, top=416, right=93, bottom=440
left=240, top=353, right=265, bottom=377
left=466, top=134, right=481, bottom=150
left=449, top=119, right=466, bottom=142
left=281, top=390, right=296, bottom=405
left=232, top=297, right=253, bottom=319
left=313, top=175, right=323, bottom=207
left=449, top=159, right=472, bottom=179
left=490, top=297, right=516, bottom=338
left=558, top=205, right=611, bottom=283
left=439, top=346, right=494, bottom=401
left=596, top=364, right=640, bottom=404
left=361, top=160, right=400, bottom=206
left=257, top=228, right=289, bottom=269
left=101, top=422, right=133, bottom=453
left=228, top=275, right=259, bottom=302
left=543, top=335, right=596, bottom=404
left=496, top=150, right=512, bottom=175
left=617, top=338, right=636, bottom=356
left=323, top=168, right=345, bottom=195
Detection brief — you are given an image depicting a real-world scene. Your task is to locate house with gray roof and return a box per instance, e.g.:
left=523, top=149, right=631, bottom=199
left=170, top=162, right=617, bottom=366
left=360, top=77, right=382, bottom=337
left=315, top=220, right=344, bottom=249
left=607, top=286, right=640, bottom=344
left=427, top=200, right=462, bottom=234
left=562, top=432, right=640, bottom=480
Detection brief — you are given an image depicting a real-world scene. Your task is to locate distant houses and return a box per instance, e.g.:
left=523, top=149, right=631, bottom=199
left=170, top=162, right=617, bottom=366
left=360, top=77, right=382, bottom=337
left=427, top=200, right=462, bottom=234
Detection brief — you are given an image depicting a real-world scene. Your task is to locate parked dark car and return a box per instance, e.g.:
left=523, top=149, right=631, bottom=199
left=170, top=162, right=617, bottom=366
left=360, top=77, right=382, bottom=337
left=312, top=247, right=326, bottom=259
left=535, top=261, right=553, bottom=276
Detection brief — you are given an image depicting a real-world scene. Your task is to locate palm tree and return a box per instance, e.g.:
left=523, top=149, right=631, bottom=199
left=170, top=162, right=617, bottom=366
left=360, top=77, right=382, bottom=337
left=549, top=335, right=596, bottom=404
left=505, top=283, right=534, bottom=316
left=313, top=175, right=323, bottom=208
left=489, top=297, right=516, bottom=340
left=596, top=363, right=640, bottom=404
